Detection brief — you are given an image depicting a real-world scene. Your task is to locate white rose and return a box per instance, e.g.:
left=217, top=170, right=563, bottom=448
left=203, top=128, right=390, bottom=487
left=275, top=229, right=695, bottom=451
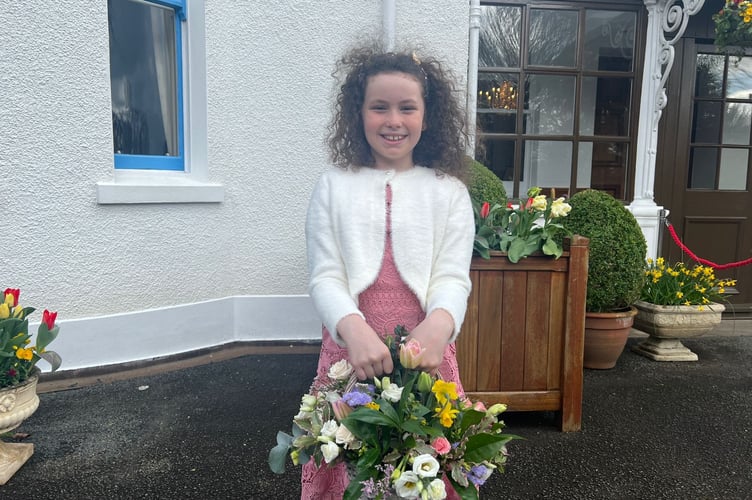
left=320, top=441, right=341, bottom=464
left=328, top=359, right=354, bottom=380
left=334, top=424, right=361, bottom=449
left=550, top=197, right=572, bottom=218
left=412, top=454, right=440, bottom=478
left=300, top=394, right=318, bottom=412
left=382, top=382, right=404, bottom=403
left=320, top=419, right=339, bottom=439
left=425, top=478, right=447, bottom=500
left=394, top=471, right=422, bottom=498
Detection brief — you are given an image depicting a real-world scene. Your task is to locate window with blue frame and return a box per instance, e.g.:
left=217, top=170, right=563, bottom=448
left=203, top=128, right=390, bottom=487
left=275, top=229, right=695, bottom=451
left=107, top=0, right=185, bottom=171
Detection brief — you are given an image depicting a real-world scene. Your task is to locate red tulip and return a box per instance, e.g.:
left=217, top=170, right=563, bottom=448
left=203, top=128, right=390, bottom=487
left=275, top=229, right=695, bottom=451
left=3, top=288, right=20, bottom=307
left=480, top=202, right=490, bottom=219
left=42, top=309, right=57, bottom=330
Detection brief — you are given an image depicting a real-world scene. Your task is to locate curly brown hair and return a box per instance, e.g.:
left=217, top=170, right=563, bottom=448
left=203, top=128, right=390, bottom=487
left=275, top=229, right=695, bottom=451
left=327, top=42, right=469, bottom=183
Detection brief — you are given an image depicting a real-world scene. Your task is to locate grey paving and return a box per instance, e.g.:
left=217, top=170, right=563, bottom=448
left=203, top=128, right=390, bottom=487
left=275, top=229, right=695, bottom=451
left=2, top=329, right=752, bottom=499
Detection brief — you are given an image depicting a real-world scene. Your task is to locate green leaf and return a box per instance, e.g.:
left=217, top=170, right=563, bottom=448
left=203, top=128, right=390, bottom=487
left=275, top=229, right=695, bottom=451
left=463, top=433, right=510, bottom=463
left=36, top=324, right=59, bottom=353
left=345, top=407, right=397, bottom=428
left=38, top=351, right=62, bottom=372
left=542, top=237, right=563, bottom=258
left=459, top=408, right=485, bottom=434
left=268, top=432, right=293, bottom=474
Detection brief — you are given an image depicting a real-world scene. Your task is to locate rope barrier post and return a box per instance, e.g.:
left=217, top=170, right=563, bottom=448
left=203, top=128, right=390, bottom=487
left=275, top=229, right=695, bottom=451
left=657, top=208, right=669, bottom=258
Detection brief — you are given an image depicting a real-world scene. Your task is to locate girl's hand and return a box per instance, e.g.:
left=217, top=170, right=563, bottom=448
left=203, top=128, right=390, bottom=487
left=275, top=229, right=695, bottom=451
left=337, top=315, right=394, bottom=380
left=408, top=309, right=454, bottom=374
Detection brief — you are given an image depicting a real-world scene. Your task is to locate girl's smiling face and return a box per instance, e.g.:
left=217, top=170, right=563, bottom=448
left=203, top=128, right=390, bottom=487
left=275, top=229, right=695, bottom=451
left=361, top=72, right=426, bottom=171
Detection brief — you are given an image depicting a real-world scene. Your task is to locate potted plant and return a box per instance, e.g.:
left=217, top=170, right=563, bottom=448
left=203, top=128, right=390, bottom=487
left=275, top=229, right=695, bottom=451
left=458, top=165, right=589, bottom=431
left=0, top=288, right=62, bottom=484
left=713, top=1, right=752, bottom=55
left=632, top=258, right=735, bottom=361
left=561, top=190, right=647, bottom=369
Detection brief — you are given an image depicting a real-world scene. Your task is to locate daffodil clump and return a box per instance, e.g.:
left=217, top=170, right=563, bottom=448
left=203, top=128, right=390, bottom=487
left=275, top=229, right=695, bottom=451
left=269, top=327, right=519, bottom=500
left=640, top=258, right=736, bottom=310
left=714, top=1, right=752, bottom=54
left=0, top=288, right=62, bottom=387
left=474, top=186, right=572, bottom=263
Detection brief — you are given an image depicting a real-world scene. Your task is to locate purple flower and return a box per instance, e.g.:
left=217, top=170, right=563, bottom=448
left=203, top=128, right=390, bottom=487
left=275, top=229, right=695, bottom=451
left=342, top=391, right=373, bottom=407
left=468, top=465, right=492, bottom=486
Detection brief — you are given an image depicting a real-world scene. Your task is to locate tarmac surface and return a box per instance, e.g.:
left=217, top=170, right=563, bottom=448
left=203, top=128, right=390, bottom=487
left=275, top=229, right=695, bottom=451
left=2, top=323, right=752, bottom=499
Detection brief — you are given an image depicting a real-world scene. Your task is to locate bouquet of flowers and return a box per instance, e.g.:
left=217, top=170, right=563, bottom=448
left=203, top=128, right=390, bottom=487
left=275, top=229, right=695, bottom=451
left=269, top=327, right=518, bottom=500
left=0, top=288, right=62, bottom=387
left=640, top=258, right=736, bottom=309
left=474, top=186, right=572, bottom=263
left=714, top=0, right=752, bottom=54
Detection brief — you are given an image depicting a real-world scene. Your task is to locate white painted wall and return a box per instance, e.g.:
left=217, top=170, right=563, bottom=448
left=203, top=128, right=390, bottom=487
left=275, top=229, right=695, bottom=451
left=1, top=1, right=470, bottom=371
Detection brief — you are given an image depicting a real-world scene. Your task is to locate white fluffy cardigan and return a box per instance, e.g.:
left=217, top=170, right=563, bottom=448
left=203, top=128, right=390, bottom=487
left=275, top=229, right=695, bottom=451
left=305, top=166, right=475, bottom=346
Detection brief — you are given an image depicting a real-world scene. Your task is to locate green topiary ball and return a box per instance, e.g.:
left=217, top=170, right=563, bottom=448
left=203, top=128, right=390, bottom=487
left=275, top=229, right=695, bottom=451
left=563, top=189, right=647, bottom=312
left=468, top=159, right=507, bottom=206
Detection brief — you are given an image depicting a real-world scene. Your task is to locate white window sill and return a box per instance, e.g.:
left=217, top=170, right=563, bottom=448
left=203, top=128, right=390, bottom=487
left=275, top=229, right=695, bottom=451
left=96, top=171, right=224, bottom=204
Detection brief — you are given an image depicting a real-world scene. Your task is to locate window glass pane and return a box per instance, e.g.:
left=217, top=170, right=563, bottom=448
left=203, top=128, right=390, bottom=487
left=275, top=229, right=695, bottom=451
left=525, top=75, right=575, bottom=135
left=477, top=73, right=518, bottom=133
left=719, top=148, right=749, bottom=190
left=583, top=10, right=636, bottom=71
left=726, top=56, right=752, bottom=98
left=695, top=54, right=724, bottom=98
left=580, top=77, right=631, bottom=136
left=688, top=147, right=718, bottom=189
left=476, top=139, right=516, bottom=196
left=723, top=103, right=752, bottom=144
left=479, top=6, right=521, bottom=68
left=522, top=140, right=572, bottom=194
left=109, top=0, right=179, bottom=156
left=528, top=9, right=578, bottom=67
left=587, top=142, right=629, bottom=199
left=692, top=102, right=722, bottom=143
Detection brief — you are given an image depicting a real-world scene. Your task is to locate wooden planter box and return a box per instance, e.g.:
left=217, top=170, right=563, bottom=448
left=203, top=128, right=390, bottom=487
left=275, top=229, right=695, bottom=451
left=457, top=235, right=589, bottom=431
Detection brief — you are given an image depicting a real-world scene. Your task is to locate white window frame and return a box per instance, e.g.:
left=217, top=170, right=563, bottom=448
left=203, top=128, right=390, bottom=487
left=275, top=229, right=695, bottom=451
left=97, top=0, right=224, bottom=204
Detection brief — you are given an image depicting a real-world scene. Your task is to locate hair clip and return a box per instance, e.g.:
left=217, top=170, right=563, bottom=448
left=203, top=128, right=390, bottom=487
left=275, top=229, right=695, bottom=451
left=411, top=51, right=422, bottom=66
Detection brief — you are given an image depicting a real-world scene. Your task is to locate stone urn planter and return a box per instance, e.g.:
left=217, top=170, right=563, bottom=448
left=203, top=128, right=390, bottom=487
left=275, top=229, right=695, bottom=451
left=0, top=371, right=40, bottom=485
left=631, top=300, right=725, bottom=361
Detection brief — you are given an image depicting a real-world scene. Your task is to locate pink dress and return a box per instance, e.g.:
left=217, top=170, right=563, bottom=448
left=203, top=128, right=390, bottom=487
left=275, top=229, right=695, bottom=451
left=301, top=187, right=464, bottom=500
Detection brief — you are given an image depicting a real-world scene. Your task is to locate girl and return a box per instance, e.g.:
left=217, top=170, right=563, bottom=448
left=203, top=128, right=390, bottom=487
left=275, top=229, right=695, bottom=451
left=302, top=43, right=475, bottom=500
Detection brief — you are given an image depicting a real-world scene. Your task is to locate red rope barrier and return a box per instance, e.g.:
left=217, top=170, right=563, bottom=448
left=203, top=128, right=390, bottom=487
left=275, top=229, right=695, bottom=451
left=666, top=223, right=752, bottom=270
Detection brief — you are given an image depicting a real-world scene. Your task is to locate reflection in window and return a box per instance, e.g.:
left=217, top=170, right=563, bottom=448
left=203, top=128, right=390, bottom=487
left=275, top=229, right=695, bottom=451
left=583, top=10, right=635, bottom=71
left=525, top=75, right=575, bottom=135
left=475, top=4, right=639, bottom=200
left=528, top=9, right=578, bottom=67
left=690, top=52, right=752, bottom=190
left=719, top=148, right=749, bottom=189
left=695, top=54, right=724, bottom=98
left=108, top=0, right=182, bottom=169
left=689, top=147, right=718, bottom=189
left=479, top=6, right=521, bottom=68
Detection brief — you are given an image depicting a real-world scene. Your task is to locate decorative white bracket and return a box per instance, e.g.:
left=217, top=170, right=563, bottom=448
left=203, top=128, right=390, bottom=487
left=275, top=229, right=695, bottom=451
left=630, top=0, right=705, bottom=259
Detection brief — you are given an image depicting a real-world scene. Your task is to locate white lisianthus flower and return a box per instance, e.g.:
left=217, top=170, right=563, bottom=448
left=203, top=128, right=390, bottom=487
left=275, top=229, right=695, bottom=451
left=425, top=478, right=447, bottom=499
left=328, top=359, right=354, bottom=380
left=394, top=471, right=423, bottom=498
left=334, top=424, right=361, bottom=449
left=320, top=419, right=339, bottom=439
left=320, top=441, right=340, bottom=464
left=550, top=197, right=572, bottom=218
left=531, top=194, right=547, bottom=211
left=412, top=454, right=440, bottom=478
left=382, top=382, right=404, bottom=403
left=300, top=394, right=318, bottom=412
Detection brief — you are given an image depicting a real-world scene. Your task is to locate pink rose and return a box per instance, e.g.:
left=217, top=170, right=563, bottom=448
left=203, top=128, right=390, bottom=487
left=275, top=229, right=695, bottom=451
left=473, top=401, right=487, bottom=412
left=431, top=437, right=451, bottom=455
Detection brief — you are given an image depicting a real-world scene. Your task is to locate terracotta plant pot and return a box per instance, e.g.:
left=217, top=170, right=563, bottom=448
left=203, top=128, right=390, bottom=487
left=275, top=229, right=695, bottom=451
left=583, top=307, right=638, bottom=369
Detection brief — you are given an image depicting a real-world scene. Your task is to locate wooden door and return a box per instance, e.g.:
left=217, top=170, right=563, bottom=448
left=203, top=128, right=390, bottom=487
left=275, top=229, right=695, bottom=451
left=656, top=38, right=752, bottom=314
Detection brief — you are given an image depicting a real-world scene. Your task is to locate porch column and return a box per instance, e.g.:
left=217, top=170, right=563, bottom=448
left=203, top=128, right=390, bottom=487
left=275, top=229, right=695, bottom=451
left=467, top=0, right=481, bottom=155
left=631, top=0, right=704, bottom=259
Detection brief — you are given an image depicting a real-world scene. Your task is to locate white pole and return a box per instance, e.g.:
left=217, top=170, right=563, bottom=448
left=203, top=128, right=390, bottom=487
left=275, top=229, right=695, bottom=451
left=467, top=0, right=481, bottom=156
left=383, top=0, right=396, bottom=51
